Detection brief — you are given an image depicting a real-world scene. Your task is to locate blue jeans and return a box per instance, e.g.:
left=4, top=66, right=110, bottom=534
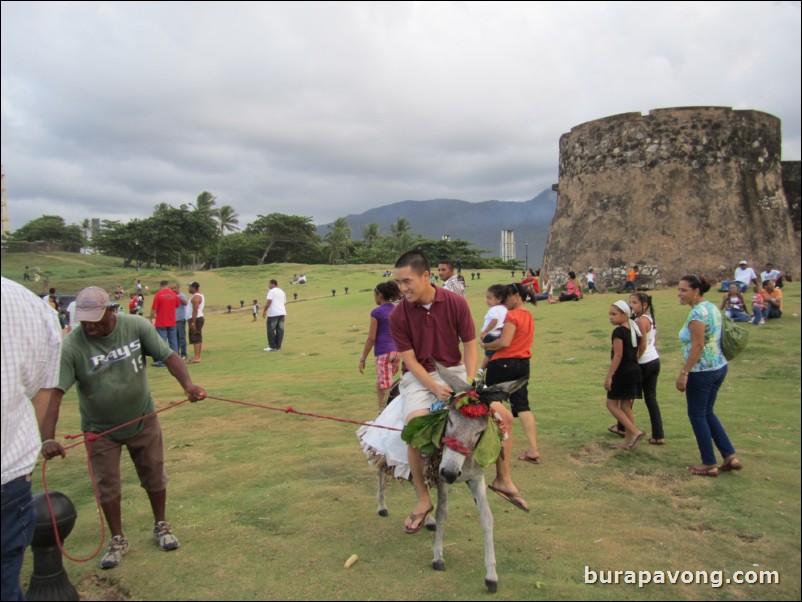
left=176, top=320, right=187, bottom=357
left=725, top=308, right=751, bottom=323
left=267, top=315, right=285, bottom=350
left=156, top=326, right=178, bottom=354
left=685, top=365, right=735, bottom=466
left=1, top=475, right=36, bottom=601
left=751, top=306, right=768, bottom=324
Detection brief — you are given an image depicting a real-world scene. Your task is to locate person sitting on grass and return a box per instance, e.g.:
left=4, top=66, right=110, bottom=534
left=558, top=271, right=582, bottom=302
left=720, top=283, right=751, bottom=323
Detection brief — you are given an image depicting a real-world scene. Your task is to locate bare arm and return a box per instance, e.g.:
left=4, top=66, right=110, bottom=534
left=483, top=322, right=517, bottom=351
left=480, top=318, right=499, bottom=339
left=359, top=317, right=379, bottom=373
left=676, top=320, right=705, bottom=392
left=40, top=388, right=67, bottom=459
left=605, top=337, right=624, bottom=391
left=462, top=338, right=478, bottom=382
left=635, top=316, right=650, bottom=359
left=165, top=352, right=206, bottom=401
left=190, top=295, right=200, bottom=330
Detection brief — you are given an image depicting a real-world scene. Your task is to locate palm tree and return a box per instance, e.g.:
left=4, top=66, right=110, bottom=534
left=390, top=217, right=411, bottom=238
left=81, top=218, right=91, bottom=253
left=361, top=223, right=381, bottom=249
left=215, top=205, right=240, bottom=268
left=192, top=191, right=218, bottom=217
left=390, top=217, right=413, bottom=253
left=325, top=217, right=351, bottom=264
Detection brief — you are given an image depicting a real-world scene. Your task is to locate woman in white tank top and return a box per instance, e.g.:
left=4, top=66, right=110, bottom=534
left=630, top=293, right=664, bottom=444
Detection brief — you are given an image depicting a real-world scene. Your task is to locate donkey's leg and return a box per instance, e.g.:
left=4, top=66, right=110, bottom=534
left=468, top=476, right=498, bottom=593
left=432, top=482, right=448, bottom=571
left=377, top=470, right=388, bottom=517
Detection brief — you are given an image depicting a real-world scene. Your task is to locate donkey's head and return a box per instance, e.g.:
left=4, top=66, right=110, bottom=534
left=434, top=361, right=526, bottom=484
left=440, top=399, right=491, bottom=483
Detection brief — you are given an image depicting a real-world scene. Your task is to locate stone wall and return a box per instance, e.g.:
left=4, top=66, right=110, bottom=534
left=542, top=107, right=801, bottom=287
left=550, top=264, right=662, bottom=292
left=782, top=160, right=801, bottom=234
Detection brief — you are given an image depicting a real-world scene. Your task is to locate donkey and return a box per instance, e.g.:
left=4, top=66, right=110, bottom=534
left=371, top=367, right=525, bottom=593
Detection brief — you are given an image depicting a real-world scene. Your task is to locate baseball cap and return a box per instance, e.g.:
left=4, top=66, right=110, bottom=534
left=74, top=286, right=111, bottom=322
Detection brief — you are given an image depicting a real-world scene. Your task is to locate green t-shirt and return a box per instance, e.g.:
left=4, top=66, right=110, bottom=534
left=58, top=314, right=173, bottom=440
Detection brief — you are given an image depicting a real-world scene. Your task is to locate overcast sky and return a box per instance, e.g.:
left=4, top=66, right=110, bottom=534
left=2, top=1, right=800, bottom=231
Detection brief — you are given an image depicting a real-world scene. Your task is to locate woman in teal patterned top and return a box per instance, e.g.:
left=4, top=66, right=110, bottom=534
left=676, top=275, right=742, bottom=477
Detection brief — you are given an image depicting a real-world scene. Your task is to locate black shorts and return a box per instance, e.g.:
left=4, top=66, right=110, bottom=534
left=486, top=357, right=531, bottom=417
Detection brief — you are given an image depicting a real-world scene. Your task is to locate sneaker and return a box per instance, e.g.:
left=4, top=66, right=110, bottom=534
left=760, top=319, right=766, bottom=325
left=153, top=521, right=180, bottom=551
left=100, top=535, right=129, bottom=569
left=263, top=346, right=273, bottom=352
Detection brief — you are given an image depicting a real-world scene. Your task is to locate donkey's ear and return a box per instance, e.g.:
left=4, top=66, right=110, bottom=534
left=491, top=377, right=528, bottom=395
left=433, top=359, right=473, bottom=393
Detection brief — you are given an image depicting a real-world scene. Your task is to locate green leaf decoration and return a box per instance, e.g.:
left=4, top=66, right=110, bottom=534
left=473, top=416, right=502, bottom=467
left=401, top=410, right=448, bottom=455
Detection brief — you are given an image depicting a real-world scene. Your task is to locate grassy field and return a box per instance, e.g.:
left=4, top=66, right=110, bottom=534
left=4, top=252, right=801, bottom=600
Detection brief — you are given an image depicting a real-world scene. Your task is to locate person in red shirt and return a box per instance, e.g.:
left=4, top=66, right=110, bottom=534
left=149, top=280, right=180, bottom=365
left=483, top=283, right=540, bottom=464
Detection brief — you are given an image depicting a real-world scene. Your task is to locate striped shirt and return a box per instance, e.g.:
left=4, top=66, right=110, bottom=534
left=1, top=277, right=62, bottom=484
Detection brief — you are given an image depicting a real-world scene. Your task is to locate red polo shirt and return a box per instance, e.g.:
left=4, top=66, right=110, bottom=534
left=151, top=288, right=180, bottom=328
left=390, top=285, right=475, bottom=374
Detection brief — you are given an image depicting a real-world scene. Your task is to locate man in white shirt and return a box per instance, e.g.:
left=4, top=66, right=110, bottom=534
left=1, top=277, right=62, bottom=600
left=438, top=259, right=465, bottom=297
left=262, top=279, right=287, bottom=351
left=721, top=260, right=758, bottom=292
left=760, top=263, right=783, bottom=288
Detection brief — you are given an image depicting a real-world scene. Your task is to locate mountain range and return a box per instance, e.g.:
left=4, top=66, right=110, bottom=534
left=317, top=188, right=557, bottom=264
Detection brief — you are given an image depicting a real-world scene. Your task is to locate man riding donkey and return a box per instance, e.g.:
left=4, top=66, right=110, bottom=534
left=389, top=251, right=529, bottom=533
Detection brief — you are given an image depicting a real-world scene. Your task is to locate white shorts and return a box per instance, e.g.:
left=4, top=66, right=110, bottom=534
left=399, top=365, right=468, bottom=421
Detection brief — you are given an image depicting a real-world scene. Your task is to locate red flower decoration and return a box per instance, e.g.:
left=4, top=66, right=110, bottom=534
left=459, top=403, right=489, bottom=419
left=441, top=437, right=473, bottom=456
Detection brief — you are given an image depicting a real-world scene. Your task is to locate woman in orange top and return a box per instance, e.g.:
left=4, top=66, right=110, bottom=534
left=482, top=282, right=540, bottom=463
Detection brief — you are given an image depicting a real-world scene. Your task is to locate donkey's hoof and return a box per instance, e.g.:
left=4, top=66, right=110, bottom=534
left=378, top=508, right=389, bottom=517
left=425, top=518, right=437, bottom=532
left=432, top=559, right=445, bottom=571
left=485, top=579, right=498, bottom=593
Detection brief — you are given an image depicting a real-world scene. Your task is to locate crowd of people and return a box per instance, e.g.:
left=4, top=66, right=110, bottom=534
left=2, top=253, right=789, bottom=596
left=355, top=254, right=790, bottom=538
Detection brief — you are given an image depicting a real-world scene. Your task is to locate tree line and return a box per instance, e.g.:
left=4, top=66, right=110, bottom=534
left=5, top=192, right=518, bottom=270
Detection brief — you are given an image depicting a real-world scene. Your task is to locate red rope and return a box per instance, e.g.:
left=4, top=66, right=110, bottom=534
left=205, top=396, right=403, bottom=431
left=42, top=399, right=190, bottom=562
left=41, top=395, right=399, bottom=561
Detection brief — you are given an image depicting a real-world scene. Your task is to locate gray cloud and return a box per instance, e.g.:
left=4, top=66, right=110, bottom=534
left=2, top=1, right=800, bottom=230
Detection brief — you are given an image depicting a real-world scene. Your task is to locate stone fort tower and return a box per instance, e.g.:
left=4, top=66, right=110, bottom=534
left=542, top=107, right=801, bottom=287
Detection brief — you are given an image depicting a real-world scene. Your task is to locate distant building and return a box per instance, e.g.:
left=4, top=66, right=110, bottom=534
left=500, top=229, right=515, bottom=261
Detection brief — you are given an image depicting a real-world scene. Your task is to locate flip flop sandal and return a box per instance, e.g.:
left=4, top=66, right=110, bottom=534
left=720, top=457, right=743, bottom=472
left=607, top=424, right=626, bottom=438
left=404, top=505, right=434, bottom=534
left=488, top=485, right=530, bottom=513
left=648, top=438, right=666, bottom=445
left=687, top=465, right=719, bottom=477
left=623, top=432, right=644, bottom=451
